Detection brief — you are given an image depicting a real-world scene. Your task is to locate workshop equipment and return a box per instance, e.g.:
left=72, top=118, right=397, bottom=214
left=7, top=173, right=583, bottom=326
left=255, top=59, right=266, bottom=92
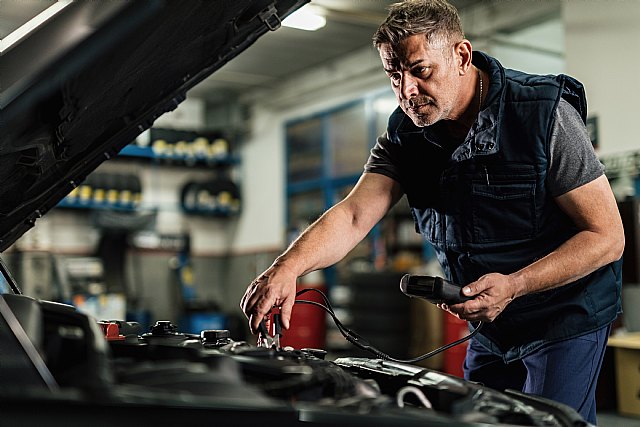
left=400, top=274, right=472, bottom=305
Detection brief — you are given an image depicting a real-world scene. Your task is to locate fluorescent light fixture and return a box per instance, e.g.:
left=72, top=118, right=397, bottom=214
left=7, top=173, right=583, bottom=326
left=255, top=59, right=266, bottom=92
left=0, top=0, right=74, bottom=55
left=282, top=5, right=326, bottom=31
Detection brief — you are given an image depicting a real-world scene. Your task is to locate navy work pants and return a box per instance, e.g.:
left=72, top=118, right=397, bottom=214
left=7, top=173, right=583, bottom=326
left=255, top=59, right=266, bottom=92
left=463, top=325, right=611, bottom=425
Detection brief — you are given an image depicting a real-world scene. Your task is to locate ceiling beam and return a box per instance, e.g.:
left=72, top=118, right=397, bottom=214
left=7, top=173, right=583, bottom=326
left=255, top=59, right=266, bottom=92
left=461, top=0, right=561, bottom=37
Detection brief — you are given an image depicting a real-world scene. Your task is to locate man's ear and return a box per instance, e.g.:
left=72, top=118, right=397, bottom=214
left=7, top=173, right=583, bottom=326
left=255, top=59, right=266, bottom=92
left=454, top=40, right=473, bottom=75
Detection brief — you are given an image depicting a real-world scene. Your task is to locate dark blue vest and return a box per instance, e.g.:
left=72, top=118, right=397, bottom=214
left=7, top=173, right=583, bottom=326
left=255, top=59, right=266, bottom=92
left=386, top=52, right=621, bottom=362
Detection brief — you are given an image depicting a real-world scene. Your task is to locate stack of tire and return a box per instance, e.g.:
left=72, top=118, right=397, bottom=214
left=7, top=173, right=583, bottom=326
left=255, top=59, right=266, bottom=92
left=180, top=178, right=241, bottom=216
left=346, top=271, right=411, bottom=359
left=67, top=172, right=142, bottom=210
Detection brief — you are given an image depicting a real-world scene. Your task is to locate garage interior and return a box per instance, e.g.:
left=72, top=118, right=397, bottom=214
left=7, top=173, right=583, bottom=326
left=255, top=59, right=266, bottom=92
left=1, top=1, right=640, bottom=425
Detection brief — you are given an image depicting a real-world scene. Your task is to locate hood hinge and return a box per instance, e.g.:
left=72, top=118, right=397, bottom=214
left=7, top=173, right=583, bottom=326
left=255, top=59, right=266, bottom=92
left=259, top=4, right=281, bottom=31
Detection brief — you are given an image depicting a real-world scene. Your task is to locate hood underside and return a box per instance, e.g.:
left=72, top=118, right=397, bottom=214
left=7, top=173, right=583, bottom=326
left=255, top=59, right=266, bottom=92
left=0, top=0, right=308, bottom=251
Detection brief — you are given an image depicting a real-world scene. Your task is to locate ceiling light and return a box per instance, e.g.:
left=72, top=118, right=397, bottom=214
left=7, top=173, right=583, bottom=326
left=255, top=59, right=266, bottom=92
left=282, top=6, right=326, bottom=31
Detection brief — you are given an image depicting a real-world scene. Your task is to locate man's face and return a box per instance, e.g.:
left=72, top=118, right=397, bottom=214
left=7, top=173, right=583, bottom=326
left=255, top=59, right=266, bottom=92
left=379, top=34, right=461, bottom=127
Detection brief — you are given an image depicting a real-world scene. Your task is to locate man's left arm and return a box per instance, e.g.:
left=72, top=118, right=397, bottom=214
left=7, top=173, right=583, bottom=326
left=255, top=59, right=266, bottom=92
left=449, top=174, right=624, bottom=322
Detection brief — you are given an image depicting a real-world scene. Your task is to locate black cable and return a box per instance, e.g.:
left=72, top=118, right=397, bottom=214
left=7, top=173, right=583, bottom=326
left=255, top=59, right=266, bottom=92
left=294, top=292, right=483, bottom=364
left=296, top=288, right=334, bottom=313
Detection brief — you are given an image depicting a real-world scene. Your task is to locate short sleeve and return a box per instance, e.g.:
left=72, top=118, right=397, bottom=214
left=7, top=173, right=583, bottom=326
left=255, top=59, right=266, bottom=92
left=364, top=132, right=404, bottom=185
left=547, top=98, right=604, bottom=197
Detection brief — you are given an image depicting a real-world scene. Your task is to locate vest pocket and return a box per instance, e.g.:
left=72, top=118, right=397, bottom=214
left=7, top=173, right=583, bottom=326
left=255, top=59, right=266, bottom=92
left=472, top=181, right=536, bottom=242
left=411, top=206, right=440, bottom=244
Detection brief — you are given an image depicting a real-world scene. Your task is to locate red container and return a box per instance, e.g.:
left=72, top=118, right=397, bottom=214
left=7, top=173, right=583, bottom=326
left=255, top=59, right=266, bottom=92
left=442, top=314, right=469, bottom=377
left=279, top=282, right=327, bottom=350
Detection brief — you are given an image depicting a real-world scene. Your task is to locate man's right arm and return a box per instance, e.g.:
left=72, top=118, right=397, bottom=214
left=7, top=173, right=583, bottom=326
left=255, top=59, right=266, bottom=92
left=240, top=172, right=403, bottom=334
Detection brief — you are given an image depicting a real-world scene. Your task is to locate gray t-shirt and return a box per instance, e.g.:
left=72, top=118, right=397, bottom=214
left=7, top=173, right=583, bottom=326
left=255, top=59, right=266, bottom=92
left=365, top=98, right=603, bottom=197
left=547, top=98, right=604, bottom=196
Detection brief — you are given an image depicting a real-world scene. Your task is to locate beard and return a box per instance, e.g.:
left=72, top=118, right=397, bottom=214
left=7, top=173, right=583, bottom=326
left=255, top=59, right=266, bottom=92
left=402, top=96, right=443, bottom=127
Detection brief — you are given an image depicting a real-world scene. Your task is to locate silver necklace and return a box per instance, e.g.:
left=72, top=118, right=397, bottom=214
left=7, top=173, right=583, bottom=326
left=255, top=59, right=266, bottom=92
left=478, top=68, right=483, bottom=111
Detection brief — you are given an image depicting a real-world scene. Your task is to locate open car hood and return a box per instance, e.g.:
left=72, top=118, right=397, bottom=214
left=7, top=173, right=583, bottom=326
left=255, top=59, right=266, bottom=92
left=0, top=0, right=307, bottom=252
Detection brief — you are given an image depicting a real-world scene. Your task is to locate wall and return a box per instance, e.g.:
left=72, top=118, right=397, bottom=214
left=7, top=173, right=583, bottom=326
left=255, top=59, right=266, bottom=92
left=234, top=45, right=390, bottom=253
left=486, top=18, right=564, bottom=76
left=564, top=1, right=640, bottom=156
left=461, top=0, right=562, bottom=74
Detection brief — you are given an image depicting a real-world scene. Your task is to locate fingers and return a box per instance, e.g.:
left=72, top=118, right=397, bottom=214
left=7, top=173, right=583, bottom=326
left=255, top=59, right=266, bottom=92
left=280, top=297, right=295, bottom=330
left=239, top=285, right=252, bottom=317
left=240, top=276, right=272, bottom=334
left=240, top=281, right=258, bottom=319
left=449, top=298, right=506, bottom=322
left=446, top=273, right=516, bottom=322
left=249, top=295, right=294, bottom=334
left=448, top=296, right=492, bottom=322
left=435, top=299, right=494, bottom=322
left=461, top=279, right=489, bottom=297
left=248, top=291, right=276, bottom=334
left=240, top=270, right=298, bottom=334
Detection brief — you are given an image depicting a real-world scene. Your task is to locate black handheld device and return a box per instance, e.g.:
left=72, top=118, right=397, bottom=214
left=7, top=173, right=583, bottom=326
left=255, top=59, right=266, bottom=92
left=399, top=274, right=472, bottom=305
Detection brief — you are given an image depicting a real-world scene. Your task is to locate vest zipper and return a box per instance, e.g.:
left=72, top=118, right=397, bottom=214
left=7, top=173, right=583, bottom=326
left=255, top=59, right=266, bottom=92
left=483, top=165, right=490, bottom=185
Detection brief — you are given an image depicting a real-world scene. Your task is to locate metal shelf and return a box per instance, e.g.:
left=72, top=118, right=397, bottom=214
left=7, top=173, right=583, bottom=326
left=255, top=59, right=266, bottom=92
left=118, top=145, right=240, bottom=167
left=56, top=198, right=239, bottom=218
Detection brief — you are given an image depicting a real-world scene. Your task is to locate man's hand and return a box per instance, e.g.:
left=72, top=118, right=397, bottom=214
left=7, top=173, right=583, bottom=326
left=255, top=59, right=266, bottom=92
left=239, top=174, right=403, bottom=335
left=240, top=263, right=298, bottom=335
left=443, top=273, right=520, bottom=322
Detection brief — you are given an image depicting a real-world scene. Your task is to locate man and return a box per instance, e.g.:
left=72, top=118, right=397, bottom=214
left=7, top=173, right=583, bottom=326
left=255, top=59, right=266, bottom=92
left=241, top=0, right=624, bottom=423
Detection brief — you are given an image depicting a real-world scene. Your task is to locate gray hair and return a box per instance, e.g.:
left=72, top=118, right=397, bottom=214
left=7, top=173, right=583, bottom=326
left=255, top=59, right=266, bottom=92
left=373, top=0, right=464, bottom=49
